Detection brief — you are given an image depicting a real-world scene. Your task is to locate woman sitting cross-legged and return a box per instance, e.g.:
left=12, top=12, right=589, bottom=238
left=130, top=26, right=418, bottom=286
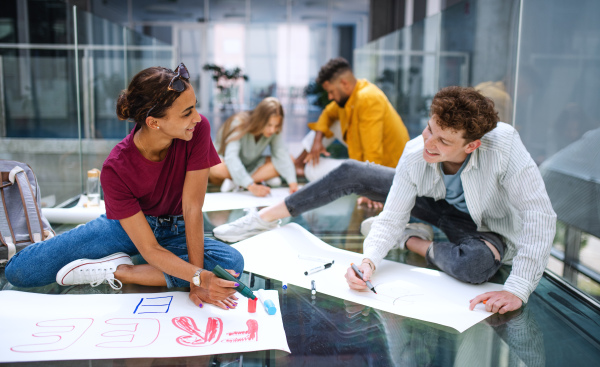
left=209, top=97, right=298, bottom=197
left=5, top=63, right=243, bottom=310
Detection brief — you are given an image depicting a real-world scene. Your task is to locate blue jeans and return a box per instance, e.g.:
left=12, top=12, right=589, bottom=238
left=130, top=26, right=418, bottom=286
left=284, top=160, right=505, bottom=284
left=5, top=214, right=244, bottom=288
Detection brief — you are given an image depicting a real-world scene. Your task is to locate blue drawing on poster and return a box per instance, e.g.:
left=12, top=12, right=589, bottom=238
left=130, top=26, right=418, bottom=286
left=133, top=296, right=174, bottom=314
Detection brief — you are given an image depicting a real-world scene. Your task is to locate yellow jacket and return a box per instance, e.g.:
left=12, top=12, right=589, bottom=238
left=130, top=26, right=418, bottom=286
left=308, top=79, right=409, bottom=168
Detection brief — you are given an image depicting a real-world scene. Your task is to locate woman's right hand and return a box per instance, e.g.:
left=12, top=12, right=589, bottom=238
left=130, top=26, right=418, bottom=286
left=248, top=183, right=271, bottom=197
left=189, top=287, right=239, bottom=310
left=189, top=270, right=238, bottom=308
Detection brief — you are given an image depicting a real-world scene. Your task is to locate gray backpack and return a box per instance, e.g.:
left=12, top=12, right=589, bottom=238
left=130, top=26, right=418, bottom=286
left=0, top=160, right=55, bottom=264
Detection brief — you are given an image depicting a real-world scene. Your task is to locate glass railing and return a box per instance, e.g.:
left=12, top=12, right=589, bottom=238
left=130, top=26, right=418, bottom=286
left=519, top=0, right=600, bottom=299
left=0, top=3, right=174, bottom=205
left=354, top=0, right=600, bottom=300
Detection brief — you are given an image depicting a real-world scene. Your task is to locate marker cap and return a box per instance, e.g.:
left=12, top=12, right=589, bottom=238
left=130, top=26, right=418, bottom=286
left=248, top=297, right=257, bottom=313
left=257, top=289, right=278, bottom=315
left=263, top=299, right=277, bottom=315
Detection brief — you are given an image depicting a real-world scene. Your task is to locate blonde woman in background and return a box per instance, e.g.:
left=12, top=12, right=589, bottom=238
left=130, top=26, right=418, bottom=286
left=209, top=97, right=298, bottom=197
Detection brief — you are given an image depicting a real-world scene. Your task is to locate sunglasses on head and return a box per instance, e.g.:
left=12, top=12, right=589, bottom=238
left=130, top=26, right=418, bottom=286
left=168, top=63, right=190, bottom=92
left=146, top=63, right=190, bottom=119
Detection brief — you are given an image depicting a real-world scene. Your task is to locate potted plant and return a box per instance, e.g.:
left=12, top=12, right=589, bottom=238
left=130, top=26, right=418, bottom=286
left=202, top=63, right=249, bottom=110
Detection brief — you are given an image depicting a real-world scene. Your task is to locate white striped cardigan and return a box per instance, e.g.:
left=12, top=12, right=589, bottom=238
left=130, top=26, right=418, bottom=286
left=363, top=122, right=557, bottom=303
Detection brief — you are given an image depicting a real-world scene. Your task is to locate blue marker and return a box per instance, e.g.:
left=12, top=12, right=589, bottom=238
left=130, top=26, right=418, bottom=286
left=257, top=289, right=277, bottom=315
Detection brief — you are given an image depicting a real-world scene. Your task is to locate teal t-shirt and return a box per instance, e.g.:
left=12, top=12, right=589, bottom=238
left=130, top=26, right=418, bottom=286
left=441, top=154, right=471, bottom=214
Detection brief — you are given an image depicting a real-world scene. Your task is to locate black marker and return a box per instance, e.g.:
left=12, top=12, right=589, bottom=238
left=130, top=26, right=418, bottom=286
left=304, top=261, right=334, bottom=276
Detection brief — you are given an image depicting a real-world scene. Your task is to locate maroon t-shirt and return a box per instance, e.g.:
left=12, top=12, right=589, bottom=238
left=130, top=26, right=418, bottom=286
left=101, top=115, right=220, bottom=220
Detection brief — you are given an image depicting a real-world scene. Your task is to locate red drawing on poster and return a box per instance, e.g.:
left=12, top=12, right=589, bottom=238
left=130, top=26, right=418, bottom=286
left=11, top=318, right=93, bottom=353
left=96, top=318, right=160, bottom=348
left=222, top=319, right=258, bottom=343
left=172, top=316, right=223, bottom=347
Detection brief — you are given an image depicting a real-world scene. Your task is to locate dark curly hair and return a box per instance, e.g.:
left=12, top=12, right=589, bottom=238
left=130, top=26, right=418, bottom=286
left=430, top=86, right=499, bottom=141
left=116, top=66, right=191, bottom=125
left=316, top=57, right=352, bottom=85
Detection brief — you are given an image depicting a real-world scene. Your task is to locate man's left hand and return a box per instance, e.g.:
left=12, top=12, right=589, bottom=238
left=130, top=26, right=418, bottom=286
left=469, top=290, right=523, bottom=314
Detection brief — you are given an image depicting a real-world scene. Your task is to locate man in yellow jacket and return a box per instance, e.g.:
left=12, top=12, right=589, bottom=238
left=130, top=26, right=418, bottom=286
left=296, top=58, right=410, bottom=186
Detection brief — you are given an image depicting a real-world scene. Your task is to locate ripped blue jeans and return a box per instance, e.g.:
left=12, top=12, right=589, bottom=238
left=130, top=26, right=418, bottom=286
left=5, top=214, right=244, bottom=288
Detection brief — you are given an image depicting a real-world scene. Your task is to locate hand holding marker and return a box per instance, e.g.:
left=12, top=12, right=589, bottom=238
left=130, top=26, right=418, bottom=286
left=212, top=265, right=256, bottom=300
left=351, top=263, right=377, bottom=294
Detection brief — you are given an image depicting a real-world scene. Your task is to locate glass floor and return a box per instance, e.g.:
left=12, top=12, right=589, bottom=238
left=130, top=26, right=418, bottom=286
left=1, top=192, right=600, bottom=366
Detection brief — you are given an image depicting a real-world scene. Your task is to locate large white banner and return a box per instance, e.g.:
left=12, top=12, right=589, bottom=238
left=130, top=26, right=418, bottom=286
left=0, top=290, right=289, bottom=363
left=233, top=223, right=504, bottom=333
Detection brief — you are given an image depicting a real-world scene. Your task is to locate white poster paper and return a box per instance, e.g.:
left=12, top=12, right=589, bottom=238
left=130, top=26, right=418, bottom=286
left=232, top=223, right=504, bottom=333
left=202, top=188, right=290, bottom=212
left=0, top=290, right=289, bottom=363
left=42, top=188, right=292, bottom=224
left=42, top=195, right=105, bottom=224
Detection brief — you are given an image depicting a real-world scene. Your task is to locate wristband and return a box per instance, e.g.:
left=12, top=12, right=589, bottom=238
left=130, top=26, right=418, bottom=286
left=362, top=259, right=375, bottom=271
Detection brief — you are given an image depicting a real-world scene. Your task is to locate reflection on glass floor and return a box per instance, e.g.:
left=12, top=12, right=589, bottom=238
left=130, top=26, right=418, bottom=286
left=1, top=193, right=600, bottom=366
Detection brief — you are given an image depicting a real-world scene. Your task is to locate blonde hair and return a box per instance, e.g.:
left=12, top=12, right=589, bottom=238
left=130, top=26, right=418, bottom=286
left=217, top=97, right=284, bottom=155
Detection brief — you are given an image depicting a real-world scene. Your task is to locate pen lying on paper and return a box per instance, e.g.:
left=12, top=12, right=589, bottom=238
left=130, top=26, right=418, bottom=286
left=304, top=261, right=334, bottom=276
left=351, top=263, right=377, bottom=294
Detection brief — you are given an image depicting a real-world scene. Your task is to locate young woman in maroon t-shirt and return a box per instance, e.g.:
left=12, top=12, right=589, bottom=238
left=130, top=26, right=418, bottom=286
left=5, top=64, right=243, bottom=310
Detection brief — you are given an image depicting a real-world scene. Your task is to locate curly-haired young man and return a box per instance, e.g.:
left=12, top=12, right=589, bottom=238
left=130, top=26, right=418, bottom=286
left=347, top=86, right=556, bottom=314
left=214, top=86, right=556, bottom=314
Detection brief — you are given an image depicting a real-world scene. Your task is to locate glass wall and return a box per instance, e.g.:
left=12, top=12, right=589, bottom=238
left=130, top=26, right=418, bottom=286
left=159, top=0, right=365, bottom=156
left=518, top=0, right=600, bottom=296
left=354, top=0, right=518, bottom=137
left=354, top=0, right=600, bottom=299
left=0, top=1, right=174, bottom=205
left=1, top=0, right=364, bottom=206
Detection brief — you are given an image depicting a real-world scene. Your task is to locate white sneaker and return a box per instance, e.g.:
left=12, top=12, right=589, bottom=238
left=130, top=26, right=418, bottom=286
left=264, top=176, right=282, bottom=187
left=220, top=178, right=237, bottom=193
left=213, top=211, right=279, bottom=242
left=56, top=252, right=133, bottom=290
left=360, top=216, right=377, bottom=237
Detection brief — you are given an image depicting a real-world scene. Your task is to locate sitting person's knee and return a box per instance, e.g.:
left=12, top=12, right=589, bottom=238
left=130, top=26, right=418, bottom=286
left=228, top=249, right=245, bottom=276
left=5, top=262, right=27, bottom=287
left=335, top=160, right=366, bottom=180
left=339, top=160, right=363, bottom=171
left=483, top=239, right=501, bottom=261
left=449, top=247, right=498, bottom=284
